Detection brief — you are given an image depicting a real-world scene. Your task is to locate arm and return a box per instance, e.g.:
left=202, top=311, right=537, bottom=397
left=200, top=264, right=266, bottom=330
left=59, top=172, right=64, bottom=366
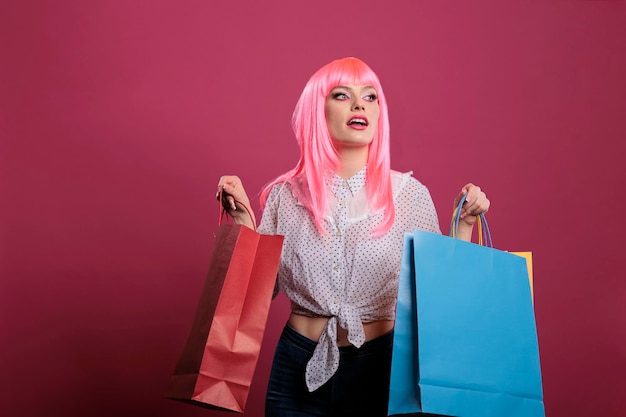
left=216, top=175, right=256, bottom=229
left=452, top=183, right=490, bottom=242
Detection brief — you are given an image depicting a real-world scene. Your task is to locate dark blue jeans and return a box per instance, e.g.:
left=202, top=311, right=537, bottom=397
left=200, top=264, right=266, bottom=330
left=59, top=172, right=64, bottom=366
left=265, top=325, right=394, bottom=417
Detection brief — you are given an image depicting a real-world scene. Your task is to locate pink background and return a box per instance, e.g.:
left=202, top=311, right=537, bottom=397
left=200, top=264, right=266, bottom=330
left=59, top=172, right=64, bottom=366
left=1, top=1, right=625, bottom=416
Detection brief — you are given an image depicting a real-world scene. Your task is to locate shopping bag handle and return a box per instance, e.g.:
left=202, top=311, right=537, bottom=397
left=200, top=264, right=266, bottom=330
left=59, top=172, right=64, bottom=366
left=217, top=188, right=256, bottom=231
left=449, top=193, right=492, bottom=247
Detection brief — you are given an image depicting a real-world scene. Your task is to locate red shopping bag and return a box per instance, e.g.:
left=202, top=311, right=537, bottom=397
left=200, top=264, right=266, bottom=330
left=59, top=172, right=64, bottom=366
left=166, top=200, right=283, bottom=413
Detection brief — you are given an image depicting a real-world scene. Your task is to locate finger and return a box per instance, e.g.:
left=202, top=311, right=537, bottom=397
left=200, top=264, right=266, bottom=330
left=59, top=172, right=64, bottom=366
left=460, top=187, right=475, bottom=216
left=217, top=175, right=239, bottom=190
left=221, top=183, right=237, bottom=202
left=216, top=181, right=235, bottom=209
left=219, top=191, right=237, bottom=211
left=216, top=181, right=230, bottom=202
left=461, top=183, right=475, bottom=197
left=217, top=176, right=237, bottom=198
left=476, top=195, right=490, bottom=214
left=453, top=187, right=469, bottom=209
left=464, top=184, right=479, bottom=202
left=217, top=176, right=226, bottom=199
left=224, top=195, right=235, bottom=211
left=221, top=178, right=244, bottom=197
left=467, top=193, right=489, bottom=216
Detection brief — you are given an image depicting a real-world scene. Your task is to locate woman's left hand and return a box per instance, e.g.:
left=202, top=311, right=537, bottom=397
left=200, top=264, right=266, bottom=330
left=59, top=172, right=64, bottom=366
left=453, top=183, right=490, bottom=227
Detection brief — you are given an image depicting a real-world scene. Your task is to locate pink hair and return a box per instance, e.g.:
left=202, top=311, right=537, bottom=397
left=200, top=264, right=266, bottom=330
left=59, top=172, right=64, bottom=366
left=260, top=57, right=395, bottom=236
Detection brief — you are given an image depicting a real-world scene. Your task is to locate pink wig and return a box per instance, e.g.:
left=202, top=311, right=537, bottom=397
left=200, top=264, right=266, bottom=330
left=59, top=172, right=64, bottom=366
left=260, top=57, right=395, bottom=236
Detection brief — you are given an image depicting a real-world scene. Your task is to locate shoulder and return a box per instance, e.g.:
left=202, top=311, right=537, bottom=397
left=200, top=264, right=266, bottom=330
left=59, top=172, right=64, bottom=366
left=265, top=181, right=288, bottom=202
left=390, top=170, right=441, bottom=233
left=264, top=180, right=301, bottom=207
left=390, top=170, right=430, bottom=199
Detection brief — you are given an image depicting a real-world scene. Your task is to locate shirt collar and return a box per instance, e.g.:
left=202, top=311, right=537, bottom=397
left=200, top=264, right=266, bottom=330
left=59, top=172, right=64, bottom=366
left=328, top=165, right=367, bottom=197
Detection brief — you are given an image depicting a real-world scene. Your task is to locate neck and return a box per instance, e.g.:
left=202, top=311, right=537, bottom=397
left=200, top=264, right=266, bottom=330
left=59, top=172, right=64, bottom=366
left=335, top=145, right=368, bottom=179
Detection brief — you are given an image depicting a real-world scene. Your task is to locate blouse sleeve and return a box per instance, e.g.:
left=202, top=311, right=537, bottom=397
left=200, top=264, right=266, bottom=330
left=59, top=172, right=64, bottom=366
left=416, top=184, right=442, bottom=234
left=394, top=172, right=442, bottom=235
left=257, top=183, right=283, bottom=298
left=257, top=184, right=281, bottom=235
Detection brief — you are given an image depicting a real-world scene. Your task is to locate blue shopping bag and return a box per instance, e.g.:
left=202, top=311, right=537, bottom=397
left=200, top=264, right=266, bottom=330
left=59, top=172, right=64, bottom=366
left=388, top=197, right=544, bottom=417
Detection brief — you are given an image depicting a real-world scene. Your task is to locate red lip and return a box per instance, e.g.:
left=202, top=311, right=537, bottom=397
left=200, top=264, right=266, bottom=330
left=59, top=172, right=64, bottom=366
left=347, top=115, right=369, bottom=130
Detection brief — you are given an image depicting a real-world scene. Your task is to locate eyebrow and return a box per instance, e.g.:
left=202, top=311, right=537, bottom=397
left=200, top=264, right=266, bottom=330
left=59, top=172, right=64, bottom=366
left=331, top=85, right=376, bottom=92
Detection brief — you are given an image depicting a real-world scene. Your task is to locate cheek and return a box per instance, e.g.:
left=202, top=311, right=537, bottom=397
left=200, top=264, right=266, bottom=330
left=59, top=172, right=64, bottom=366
left=325, top=107, right=343, bottom=130
left=371, top=109, right=381, bottom=129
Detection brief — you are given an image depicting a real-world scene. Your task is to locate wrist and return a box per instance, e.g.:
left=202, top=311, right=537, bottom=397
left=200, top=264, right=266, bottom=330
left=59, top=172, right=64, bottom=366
left=455, top=220, right=473, bottom=242
left=230, top=205, right=256, bottom=229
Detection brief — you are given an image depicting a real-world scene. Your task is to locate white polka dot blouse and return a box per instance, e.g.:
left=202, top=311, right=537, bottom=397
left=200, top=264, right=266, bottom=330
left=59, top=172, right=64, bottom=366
left=258, top=166, right=441, bottom=391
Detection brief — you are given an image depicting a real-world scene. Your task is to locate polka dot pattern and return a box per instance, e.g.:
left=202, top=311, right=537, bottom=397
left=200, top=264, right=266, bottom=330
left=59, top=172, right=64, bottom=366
left=258, top=166, right=441, bottom=391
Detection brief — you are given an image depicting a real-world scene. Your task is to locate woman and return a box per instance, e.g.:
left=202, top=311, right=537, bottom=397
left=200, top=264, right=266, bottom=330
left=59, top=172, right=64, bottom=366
left=218, top=57, right=489, bottom=417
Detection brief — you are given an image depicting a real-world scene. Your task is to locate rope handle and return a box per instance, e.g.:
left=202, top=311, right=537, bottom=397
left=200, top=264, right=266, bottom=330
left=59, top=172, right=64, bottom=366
left=217, top=188, right=256, bottom=231
left=449, top=193, right=492, bottom=247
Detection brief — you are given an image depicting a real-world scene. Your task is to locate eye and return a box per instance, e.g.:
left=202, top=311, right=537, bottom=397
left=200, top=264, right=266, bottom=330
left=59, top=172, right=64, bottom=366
left=331, top=91, right=350, bottom=100
left=364, top=93, right=378, bottom=102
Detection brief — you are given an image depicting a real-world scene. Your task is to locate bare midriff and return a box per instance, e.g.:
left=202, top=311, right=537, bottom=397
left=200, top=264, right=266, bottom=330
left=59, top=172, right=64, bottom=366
left=288, top=313, right=394, bottom=347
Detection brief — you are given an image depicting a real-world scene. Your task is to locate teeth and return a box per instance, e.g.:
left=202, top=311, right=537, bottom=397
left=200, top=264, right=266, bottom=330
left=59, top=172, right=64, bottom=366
left=349, top=118, right=367, bottom=125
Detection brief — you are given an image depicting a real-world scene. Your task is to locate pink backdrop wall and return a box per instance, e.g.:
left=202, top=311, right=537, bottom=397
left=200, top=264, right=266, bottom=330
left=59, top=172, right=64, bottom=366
left=2, top=1, right=625, bottom=416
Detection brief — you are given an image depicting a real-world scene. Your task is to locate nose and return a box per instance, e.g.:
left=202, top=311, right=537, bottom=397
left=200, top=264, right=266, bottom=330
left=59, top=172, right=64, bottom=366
left=352, top=98, right=365, bottom=111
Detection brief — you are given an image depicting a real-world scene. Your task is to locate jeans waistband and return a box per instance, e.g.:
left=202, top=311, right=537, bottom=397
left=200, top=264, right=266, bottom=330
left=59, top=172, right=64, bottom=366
left=281, top=324, right=394, bottom=356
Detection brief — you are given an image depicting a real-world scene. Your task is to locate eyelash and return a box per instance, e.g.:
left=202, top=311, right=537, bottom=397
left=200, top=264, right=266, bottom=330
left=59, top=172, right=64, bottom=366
left=332, top=92, right=350, bottom=100
left=331, top=92, right=378, bottom=101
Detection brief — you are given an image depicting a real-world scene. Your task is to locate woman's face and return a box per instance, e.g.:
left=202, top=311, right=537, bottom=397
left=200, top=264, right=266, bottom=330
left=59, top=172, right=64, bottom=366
left=324, top=84, right=380, bottom=150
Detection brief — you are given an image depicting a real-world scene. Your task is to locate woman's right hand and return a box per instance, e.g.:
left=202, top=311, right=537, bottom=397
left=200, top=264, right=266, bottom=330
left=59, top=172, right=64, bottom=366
left=216, top=175, right=256, bottom=229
